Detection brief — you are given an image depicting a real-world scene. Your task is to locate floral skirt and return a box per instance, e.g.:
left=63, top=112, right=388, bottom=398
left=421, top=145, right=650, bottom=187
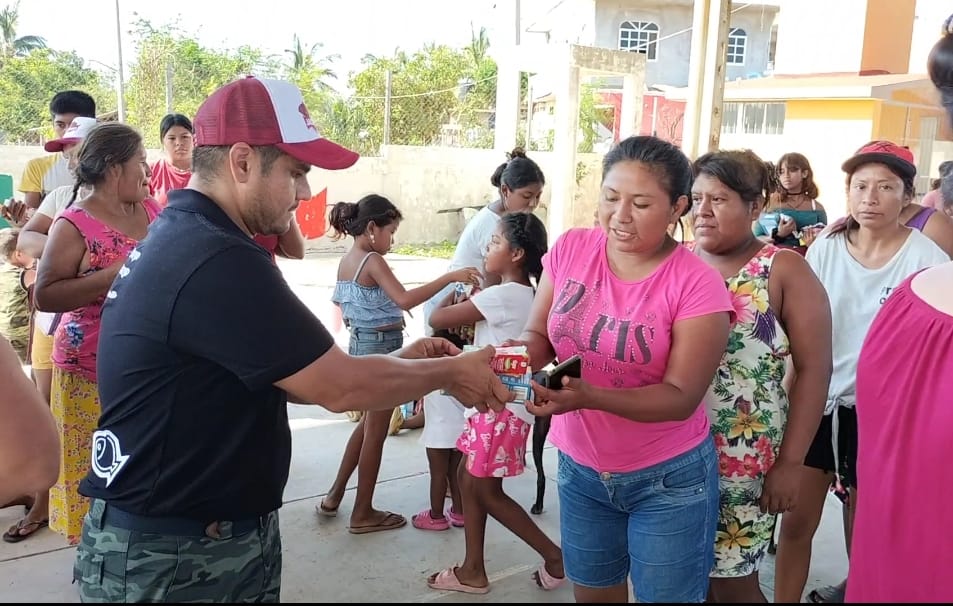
left=457, top=408, right=530, bottom=478
left=710, top=404, right=784, bottom=578
left=49, top=368, right=99, bottom=545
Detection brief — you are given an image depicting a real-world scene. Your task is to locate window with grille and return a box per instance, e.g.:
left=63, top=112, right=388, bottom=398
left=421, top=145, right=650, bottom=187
left=727, top=28, right=747, bottom=65
left=619, top=21, right=659, bottom=61
left=721, top=102, right=785, bottom=134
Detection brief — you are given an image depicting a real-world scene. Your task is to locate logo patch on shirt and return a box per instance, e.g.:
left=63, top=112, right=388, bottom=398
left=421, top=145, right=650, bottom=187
left=91, top=430, right=129, bottom=487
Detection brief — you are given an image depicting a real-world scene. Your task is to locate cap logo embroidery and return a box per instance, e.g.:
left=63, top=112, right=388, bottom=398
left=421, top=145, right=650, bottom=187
left=299, top=103, right=316, bottom=132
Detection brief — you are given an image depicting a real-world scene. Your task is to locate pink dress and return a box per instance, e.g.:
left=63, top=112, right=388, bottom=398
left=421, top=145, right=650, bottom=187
left=52, top=200, right=162, bottom=381
left=847, top=272, right=953, bottom=602
left=457, top=408, right=530, bottom=478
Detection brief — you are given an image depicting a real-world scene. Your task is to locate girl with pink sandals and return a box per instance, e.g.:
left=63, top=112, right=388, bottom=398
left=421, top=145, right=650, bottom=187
left=426, top=213, right=565, bottom=595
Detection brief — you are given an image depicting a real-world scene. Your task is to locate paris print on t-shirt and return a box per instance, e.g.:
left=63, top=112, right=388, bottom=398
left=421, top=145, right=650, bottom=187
left=549, top=277, right=659, bottom=388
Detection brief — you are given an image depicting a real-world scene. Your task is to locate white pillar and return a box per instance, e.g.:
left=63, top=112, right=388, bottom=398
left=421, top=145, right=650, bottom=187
left=681, top=0, right=730, bottom=157
left=697, top=0, right=730, bottom=153
left=681, top=0, right=711, bottom=159
left=620, top=74, right=639, bottom=139
left=548, top=49, right=580, bottom=239
left=493, top=0, right=522, bottom=153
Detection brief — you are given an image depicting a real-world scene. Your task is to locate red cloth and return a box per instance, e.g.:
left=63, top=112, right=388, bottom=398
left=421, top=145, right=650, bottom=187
left=149, top=160, right=191, bottom=208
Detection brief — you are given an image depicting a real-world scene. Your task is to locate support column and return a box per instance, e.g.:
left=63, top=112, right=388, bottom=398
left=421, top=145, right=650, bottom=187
left=548, top=49, right=580, bottom=239
left=697, top=0, right=730, bottom=153
left=620, top=74, right=639, bottom=139
left=681, top=0, right=729, bottom=157
left=493, top=0, right=522, bottom=153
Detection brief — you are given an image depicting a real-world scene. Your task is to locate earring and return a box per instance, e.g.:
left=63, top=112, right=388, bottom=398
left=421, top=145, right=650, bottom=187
left=370, top=234, right=376, bottom=244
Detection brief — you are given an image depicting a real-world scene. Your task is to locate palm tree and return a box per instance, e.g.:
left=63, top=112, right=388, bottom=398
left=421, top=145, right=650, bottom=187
left=0, top=1, right=46, bottom=59
left=467, top=24, right=490, bottom=69
left=285, top=34, right=339, bottom=92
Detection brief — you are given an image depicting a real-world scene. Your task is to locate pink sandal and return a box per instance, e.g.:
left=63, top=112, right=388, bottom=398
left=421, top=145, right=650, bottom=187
left=533, top=563, right=567, bottom=590
left=446, top=508, right=464, bottom=527
left=427, top=566, right=490, bottom=594
left=412, top=509, right=450, bottom=531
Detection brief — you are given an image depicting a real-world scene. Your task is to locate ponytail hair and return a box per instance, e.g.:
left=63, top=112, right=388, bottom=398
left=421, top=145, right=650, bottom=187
left=328, top=194, right=402, bottom=240
left=67, top=122, right=143, bottom=209
left=490, top=147, right=545, bottom=192
left=498, top=212, right=548, bottom=287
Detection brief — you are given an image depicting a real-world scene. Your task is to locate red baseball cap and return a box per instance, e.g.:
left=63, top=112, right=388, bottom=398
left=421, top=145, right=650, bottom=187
left=193, top=76, right=359, bottom=170
left=841, top=140, right=917, bottom=181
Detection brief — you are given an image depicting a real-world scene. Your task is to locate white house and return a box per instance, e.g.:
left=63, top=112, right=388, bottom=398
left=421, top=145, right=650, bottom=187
left=522, top=0, right=781, bottom=88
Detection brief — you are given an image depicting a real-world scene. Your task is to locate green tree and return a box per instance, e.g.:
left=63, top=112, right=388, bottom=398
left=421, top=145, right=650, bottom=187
left=346, top=33, right=499, bottom=151
left=0, top=1, right=46, bottom=62
left=0, top=49, right=111, bottom=142
left=284, top=34, right=339, bottom=93
left=577, top=85, right=614, bottom=153
left=126, top=19, right=278, bottom=147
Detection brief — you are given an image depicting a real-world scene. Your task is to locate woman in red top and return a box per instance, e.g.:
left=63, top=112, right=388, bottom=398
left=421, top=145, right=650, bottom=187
left=149, top=113, right=193, bottom=208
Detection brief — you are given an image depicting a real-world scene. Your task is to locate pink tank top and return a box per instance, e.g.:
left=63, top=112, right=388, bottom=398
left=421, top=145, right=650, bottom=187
left=52, top=199, right=161, bottom=380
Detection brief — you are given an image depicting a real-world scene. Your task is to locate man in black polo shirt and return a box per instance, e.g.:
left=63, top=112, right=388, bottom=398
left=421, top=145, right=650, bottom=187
left=73, top=76, right=510, bottom=603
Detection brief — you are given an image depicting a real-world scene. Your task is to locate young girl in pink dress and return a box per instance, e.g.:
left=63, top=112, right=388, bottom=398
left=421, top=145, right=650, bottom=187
left=426, top=212, right=565, bottom=595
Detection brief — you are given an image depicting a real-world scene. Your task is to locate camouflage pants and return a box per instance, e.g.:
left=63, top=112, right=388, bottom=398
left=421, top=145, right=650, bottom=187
left=74, top=499, right=281, bottom=603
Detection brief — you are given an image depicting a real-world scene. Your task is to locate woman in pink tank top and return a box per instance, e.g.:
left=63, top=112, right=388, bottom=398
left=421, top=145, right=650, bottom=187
left=33, top=123, right=161, bottom=545
left=846, top=20, right=953, bottom=603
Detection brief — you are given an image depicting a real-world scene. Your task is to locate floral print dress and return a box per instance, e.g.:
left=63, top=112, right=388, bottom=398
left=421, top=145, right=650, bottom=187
left=701, top=244, right=790, bottom=578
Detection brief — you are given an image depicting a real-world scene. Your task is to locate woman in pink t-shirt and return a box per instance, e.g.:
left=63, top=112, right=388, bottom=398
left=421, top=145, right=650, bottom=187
left=515, top=136, right=734, bottom=603
left=149, top=113, right=193, bottom=208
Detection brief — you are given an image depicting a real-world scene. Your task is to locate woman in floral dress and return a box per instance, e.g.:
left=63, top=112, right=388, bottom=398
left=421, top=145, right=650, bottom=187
left=689, top=150, right=832, bottom=602
left=33, top=123, right=160, bottom=545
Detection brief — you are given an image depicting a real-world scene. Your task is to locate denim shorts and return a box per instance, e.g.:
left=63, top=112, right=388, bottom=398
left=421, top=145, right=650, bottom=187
left=348, top=327, right=404, bottom=356
left=557, top=436, right=718, bottom=603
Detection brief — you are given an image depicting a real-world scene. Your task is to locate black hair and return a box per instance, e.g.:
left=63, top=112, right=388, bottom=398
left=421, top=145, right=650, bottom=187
left=191, top=145, right=285, bottom=181
left=49, top=90, right=96, bottom=118
left=159, top=113, right=194, bottom=139
left=68, top=123, right=142, bottom=207
left=328, top=194, right=403, bottom=239
left=498, top=212, right=548, bottom=285
left=490, top=147, right=545, bottom=193
left=929, top=16, right=953, bottom=127
left=602, top=135, right=694, bottom=216
left=693, top=150, right=771, bottom=208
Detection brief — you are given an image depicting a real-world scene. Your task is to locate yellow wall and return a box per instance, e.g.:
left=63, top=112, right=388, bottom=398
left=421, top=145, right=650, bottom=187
left=860, top=0, right=915, bottom=74
left=785, top=99, right=876, bottom=122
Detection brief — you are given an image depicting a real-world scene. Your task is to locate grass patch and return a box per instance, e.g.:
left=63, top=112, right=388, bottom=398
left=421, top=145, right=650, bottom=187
left=391, top=240, right=457, bottom=259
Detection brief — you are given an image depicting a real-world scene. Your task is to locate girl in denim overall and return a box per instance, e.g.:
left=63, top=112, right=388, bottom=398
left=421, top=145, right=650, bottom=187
left=318, top=194, right=479, bottom=534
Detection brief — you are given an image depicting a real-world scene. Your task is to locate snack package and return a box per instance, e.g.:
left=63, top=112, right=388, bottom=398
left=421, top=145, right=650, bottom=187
left=449, top=344, right=533, bottom=404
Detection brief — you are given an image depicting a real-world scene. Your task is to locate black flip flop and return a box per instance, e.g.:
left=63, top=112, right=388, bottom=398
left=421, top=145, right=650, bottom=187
left=807, top=583, right=846, bottom=603
left=2, top=518, right=49, bottom=543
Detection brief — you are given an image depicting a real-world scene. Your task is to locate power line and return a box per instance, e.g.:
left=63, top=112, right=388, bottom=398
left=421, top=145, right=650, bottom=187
left=351, top=75, right=496, bottom=100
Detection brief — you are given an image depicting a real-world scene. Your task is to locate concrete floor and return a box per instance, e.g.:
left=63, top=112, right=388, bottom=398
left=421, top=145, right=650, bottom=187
left=0, top=253, right=850, bottom=602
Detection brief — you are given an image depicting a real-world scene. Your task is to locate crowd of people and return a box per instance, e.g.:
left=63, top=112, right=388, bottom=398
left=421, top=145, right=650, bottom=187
left=0, top=15, right=951, bottom=605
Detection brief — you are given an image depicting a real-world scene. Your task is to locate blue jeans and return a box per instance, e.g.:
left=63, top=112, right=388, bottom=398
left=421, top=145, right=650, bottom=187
left=347, top=326, right=404, bottom=356
left=556, top=436, right=718, bottom=603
